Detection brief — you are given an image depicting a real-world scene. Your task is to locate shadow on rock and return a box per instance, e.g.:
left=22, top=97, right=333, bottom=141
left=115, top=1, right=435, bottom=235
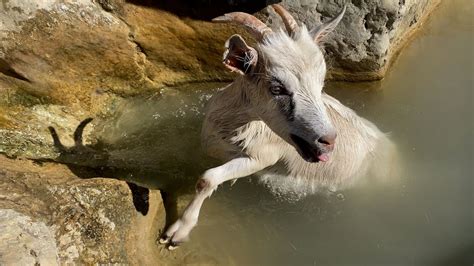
left=125, top=0, right=279, bottom=20
left=48, top=118, right=178, bottom=227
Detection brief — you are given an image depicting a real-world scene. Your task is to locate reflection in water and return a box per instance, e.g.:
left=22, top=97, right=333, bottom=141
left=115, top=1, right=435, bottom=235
left=59, top=1, right=473, bottom=264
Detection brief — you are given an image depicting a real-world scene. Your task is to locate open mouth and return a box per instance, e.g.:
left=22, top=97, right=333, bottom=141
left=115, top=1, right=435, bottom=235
left=290, top=134, right=330, bottom=163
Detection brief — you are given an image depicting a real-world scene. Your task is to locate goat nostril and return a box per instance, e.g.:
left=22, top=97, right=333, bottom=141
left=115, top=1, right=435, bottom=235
left=318, top=133, right=337, bottom=146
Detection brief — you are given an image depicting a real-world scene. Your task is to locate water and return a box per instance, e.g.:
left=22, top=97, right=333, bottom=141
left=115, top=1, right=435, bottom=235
left=96, top=1, right=473, bottom=265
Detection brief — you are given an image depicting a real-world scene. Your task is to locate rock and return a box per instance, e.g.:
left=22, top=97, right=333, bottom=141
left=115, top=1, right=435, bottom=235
left=0, top=155, right=164, bottom=264
left=0, top=0, right=248, bottom=110
left=0, top=209, right=58, bottom=265
left=263, top=0, right=441, bottom=80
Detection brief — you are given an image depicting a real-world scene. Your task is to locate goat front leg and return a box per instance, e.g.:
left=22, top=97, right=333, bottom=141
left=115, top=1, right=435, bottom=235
left=159, top=155, right=278, bottom=249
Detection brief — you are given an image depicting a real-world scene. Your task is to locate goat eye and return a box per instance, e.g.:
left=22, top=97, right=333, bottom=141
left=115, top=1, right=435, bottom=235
left=270, top=85, right=286, bottom=96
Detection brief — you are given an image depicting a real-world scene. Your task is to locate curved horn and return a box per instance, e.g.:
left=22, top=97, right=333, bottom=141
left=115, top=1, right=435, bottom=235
left=213, top=12, right=272, bottom=41
left=272, top=4, right=299, bottom=36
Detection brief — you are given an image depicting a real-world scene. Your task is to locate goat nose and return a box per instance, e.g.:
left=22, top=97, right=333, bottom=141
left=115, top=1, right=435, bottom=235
left=318, top=132, right=337, bottom=147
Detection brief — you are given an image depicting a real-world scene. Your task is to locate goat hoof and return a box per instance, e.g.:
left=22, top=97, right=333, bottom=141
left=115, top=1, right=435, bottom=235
left=158, top=236, right=170, bottom=245
left=168, top=241, right=181, bottom=250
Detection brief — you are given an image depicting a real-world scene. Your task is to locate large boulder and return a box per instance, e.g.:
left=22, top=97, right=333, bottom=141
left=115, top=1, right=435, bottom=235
left=0, top=156, right=162, bottom=264
left=0, top=0, right=246, bottom=109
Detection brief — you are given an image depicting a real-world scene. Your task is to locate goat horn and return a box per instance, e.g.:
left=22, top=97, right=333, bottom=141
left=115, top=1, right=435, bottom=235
left=213, top=12, right=272, bottom=41
left=272, top=4, right=299, bottom=36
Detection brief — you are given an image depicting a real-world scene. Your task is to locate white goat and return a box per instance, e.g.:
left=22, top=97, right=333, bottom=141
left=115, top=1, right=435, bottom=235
left=160, top=4, right=395, bottom=249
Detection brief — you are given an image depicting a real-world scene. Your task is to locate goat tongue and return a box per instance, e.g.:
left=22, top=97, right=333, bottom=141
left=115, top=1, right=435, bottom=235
left=317, top=153, right=330, bottom=162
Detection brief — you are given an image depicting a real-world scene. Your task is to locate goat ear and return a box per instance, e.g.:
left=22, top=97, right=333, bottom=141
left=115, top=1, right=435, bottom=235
left=222, top=34, right=258, bottom=75
left=310, top=5, right=346, bottom=43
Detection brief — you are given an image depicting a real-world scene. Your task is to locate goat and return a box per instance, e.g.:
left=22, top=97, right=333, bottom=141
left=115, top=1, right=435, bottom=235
left=159, top=4, right=395, bottom=249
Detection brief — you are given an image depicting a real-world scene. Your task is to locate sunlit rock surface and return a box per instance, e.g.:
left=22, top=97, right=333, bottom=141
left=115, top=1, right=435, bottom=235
left=0, top=156, right=166, bottom=264
left=0, top=0, right=243, bottom=109
left=0, top=209, right=58, bottom=265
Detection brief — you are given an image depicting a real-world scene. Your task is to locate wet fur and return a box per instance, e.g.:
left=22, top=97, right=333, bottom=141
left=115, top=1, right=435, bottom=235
left=161, top=12, right=396, bottom=248
left=202, top=29, right=392, bottom=195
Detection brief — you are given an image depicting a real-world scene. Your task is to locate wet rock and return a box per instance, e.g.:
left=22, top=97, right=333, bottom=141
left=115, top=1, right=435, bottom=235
left=264, top=0, right=441, bottom=80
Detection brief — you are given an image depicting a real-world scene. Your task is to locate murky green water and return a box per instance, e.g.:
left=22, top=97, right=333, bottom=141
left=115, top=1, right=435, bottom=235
left=97, top=1, right=473, bottom=265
